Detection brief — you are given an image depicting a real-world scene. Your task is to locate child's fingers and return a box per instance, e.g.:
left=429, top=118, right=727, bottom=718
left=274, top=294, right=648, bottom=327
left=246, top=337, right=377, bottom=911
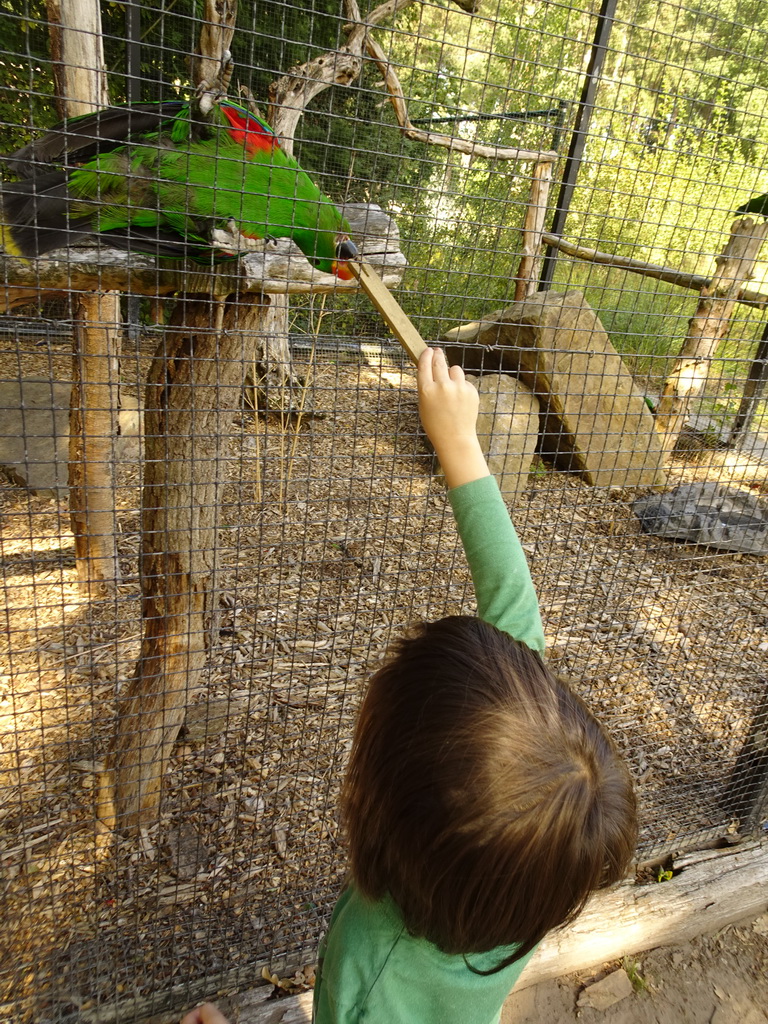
left=430, top=347, right=450, bottom=380
left=180, top=1005, right=230, bottom=1024
left=417, top=347, right=435, bottom=389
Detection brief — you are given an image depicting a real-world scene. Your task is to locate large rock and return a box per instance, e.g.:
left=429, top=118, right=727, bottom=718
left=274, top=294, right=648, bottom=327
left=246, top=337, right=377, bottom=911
left=0, top=379, right=71, bottom=495
left=465, top=372, right=539, bottom=502
left=443, top=291, right=667, bottom=489
left=0, top=378, right=141, bottom=496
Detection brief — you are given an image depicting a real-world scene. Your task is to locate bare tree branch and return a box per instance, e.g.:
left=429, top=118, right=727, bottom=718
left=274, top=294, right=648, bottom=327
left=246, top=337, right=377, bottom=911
left=189, top=0, right=237, bottom=99
left=363, top=34, right=557, bottom=163
left=269, top=0, right=555, bottom=163
left=268, top=50, right=363, bottom=151
left=541, top=231, right=768, bottom=309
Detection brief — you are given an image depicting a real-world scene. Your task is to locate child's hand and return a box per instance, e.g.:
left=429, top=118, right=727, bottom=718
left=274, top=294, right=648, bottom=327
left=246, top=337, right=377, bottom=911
left=417, top=348, right=490, bottom=489
left=180, top=1003, right=230, bottom=1024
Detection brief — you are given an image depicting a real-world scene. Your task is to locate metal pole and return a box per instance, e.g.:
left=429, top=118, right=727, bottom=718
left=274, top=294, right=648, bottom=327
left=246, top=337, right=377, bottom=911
left=539, top=0, right=618, bottom=291
left=126, top=1, right=141, bottom=103
left=125, top=1, right=142, bottom=339
left=729, top=321, right=768, bottom=443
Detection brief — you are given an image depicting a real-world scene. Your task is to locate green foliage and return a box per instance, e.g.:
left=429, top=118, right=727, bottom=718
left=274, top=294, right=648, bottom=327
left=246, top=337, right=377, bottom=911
left=0, top=0, right=56, bottom=149
left=622, top=956, right=648, bottom=991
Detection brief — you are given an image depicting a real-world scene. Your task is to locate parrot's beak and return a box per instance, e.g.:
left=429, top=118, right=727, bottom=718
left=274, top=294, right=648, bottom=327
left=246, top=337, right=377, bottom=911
left=332, top=260, right=356, bottom=280
left=333, top=237, right=358, bottom=280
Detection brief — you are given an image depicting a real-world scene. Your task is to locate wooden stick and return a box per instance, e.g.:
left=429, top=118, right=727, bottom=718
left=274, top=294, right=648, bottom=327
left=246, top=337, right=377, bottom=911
left=347, top=258, right=428, bottom=364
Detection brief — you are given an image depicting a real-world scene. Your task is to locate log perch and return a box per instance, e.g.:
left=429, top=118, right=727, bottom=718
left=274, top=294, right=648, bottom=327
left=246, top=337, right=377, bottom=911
left=83, top=841, right=766, bottom=1024
left=0, top=204, right=406, bottom=310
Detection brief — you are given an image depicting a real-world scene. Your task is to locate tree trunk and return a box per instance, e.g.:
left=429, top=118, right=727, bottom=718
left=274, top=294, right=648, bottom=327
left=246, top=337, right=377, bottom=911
left=108, top=296, right=266, bottom=831
left=47, top=0, right=123, bottom=594
left=655, top=217, right=768, bottom=453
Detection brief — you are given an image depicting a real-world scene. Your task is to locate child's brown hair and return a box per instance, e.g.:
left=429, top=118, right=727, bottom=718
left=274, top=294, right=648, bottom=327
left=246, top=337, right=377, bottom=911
left=342, top=615, right=637, bottom=970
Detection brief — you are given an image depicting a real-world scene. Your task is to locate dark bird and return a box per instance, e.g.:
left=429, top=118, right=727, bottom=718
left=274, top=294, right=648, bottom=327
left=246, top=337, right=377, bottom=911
left=735, top=192, right=768, bottom=219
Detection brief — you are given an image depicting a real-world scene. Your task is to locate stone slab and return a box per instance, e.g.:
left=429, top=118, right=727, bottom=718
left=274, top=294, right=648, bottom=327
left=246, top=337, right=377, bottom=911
left=633, top=482, right=768, bottom=555
left=0, top=378, right=71, bottom=495
left=0, top=378, right=141, bottom=496
left=465, top=372, right=539, bottom=502
left=444, top=291, right=667, bottom=489
left=576, top=967, right=634, bottom=1010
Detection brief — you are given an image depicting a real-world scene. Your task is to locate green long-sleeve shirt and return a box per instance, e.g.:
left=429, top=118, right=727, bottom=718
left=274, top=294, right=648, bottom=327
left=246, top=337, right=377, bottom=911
left=313, top=475, right=545, bottom=1024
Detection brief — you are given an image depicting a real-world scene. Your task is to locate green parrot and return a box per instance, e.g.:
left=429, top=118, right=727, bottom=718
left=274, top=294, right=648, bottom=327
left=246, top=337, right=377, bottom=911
left=1, top=98, right=358, bottom=278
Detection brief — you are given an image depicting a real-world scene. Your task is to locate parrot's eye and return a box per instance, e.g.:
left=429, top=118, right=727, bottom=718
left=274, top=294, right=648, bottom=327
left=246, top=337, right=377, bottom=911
left=336, top=238, right=358, bottom=261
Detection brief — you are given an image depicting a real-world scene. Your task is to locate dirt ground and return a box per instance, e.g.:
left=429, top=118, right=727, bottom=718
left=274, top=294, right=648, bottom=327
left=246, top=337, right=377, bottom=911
left=1, top=334, right=767, bottom=1022
left=502, top=912, right=768, bottom=1024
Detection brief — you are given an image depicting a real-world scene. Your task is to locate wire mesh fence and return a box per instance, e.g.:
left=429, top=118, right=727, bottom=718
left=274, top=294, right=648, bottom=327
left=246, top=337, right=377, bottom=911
left=1, top=0, right=767, bottom=1021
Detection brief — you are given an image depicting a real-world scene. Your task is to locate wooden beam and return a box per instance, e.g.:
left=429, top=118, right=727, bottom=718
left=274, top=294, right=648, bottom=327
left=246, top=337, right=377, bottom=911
left=655, top=217, right=768, bottom=453
left=515, top=160, right=554, bottom=301
left=46, top=0, right=122, bottom=595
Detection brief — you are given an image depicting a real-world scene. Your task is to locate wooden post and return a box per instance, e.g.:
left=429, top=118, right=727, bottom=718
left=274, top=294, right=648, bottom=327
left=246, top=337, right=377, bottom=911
left=515, top=160, right=554, bottom=301
left=47, top=0, right=122, bottom=594
left=69, top=298, right=122, bottom=590
left=655, top=217, right=768, bottom=454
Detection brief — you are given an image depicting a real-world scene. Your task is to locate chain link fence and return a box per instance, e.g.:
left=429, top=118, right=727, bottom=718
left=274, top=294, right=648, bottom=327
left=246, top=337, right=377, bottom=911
left=1, top=1, right=767, bottom=1021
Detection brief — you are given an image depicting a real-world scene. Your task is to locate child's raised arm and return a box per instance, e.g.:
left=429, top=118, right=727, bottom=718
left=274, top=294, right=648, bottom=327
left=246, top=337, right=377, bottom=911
left=417, top=348, right=490, bottom=489
left=418, top=347, right=545, bottom=652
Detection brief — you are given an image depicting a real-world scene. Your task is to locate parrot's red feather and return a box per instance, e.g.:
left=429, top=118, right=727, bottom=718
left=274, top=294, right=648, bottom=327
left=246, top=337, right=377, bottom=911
left=219, top=104, right=277, bottom=155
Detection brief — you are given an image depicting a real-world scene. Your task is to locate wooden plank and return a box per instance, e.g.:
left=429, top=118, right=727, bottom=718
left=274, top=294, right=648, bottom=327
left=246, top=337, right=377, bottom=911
left=347, top=259, right=429, bottom=365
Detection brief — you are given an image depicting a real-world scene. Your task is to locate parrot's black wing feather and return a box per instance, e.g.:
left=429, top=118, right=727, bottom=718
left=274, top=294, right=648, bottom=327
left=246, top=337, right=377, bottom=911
left=3, top=101, right=188, bottom=177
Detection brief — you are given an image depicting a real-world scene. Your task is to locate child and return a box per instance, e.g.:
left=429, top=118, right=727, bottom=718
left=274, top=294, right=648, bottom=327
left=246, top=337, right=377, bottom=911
left=181, top=349, right=637, bottom=1024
